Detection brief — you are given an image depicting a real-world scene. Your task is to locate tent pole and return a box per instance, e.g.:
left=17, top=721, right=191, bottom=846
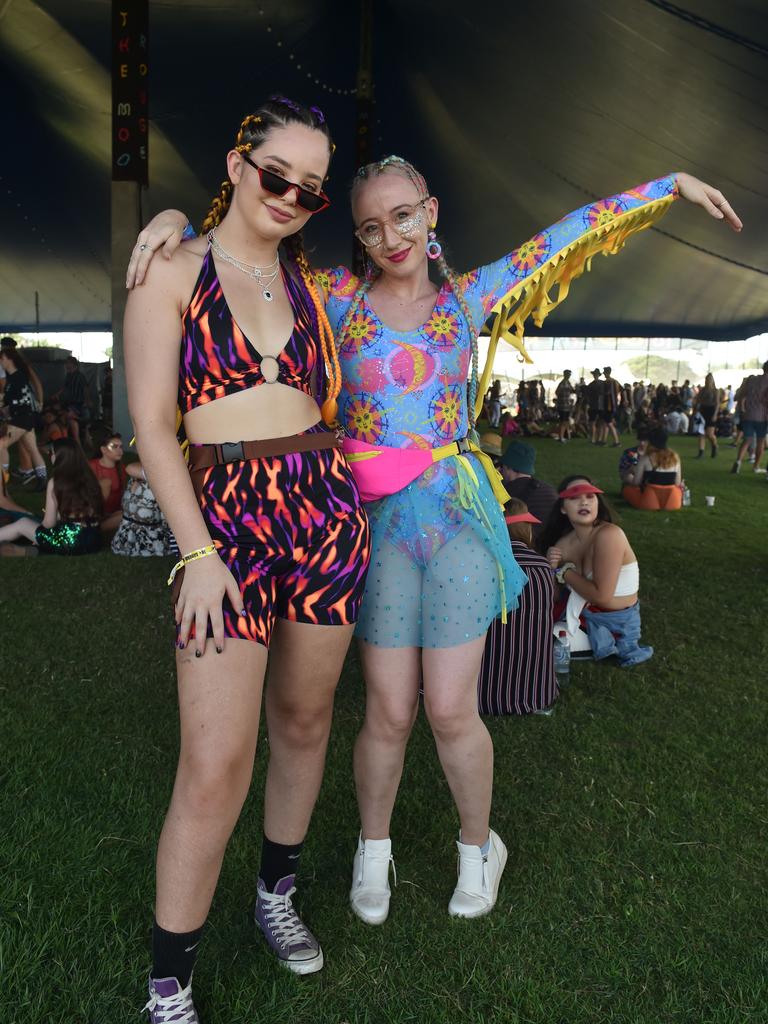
left=353, top=0, right=374, bottom=274
left=110, top=0, right=148, bottom=438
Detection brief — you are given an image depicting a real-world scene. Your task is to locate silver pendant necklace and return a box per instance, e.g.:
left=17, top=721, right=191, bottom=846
left=207, top=228, right=280, bottom=302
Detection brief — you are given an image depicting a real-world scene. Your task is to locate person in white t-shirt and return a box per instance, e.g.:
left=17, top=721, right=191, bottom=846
left=664, top=409, right=688, bottom=435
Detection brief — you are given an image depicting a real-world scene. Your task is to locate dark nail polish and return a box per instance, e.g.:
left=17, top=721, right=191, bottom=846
left=178, top=641, right=186, bottom=650
left=216, top=646, right=223, bottom=654
left=195, top=649, right=202, bottom=658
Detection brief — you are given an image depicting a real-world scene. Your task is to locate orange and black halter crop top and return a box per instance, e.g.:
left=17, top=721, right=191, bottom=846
left=179, top=248, right=320, bottom=413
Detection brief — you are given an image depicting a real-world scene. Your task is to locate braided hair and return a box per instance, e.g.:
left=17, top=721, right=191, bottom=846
left=201, top=97, right=341, bottom=426
left=347, top=156, right=480, bottom=427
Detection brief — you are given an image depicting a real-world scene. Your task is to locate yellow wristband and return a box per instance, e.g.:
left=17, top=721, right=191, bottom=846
left=167, top=544, right=217, bottom=586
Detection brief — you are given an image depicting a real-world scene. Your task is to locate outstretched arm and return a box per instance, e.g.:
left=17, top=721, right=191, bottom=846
left=464, top=172, right=742, bottom=413
left=472, top=173, right=741, bottom=320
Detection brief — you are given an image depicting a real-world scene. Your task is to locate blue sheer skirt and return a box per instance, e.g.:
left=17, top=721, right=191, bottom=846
left=355, top=454, right=527, bottom=648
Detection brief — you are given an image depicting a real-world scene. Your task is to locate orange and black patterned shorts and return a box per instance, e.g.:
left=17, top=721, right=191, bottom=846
left=187, top=425, right=371, bottom=648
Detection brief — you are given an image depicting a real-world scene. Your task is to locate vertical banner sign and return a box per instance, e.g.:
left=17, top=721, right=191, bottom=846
left=112, top=1, right=149, bottom=185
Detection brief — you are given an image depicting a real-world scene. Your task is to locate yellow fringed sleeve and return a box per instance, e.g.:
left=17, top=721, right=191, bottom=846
left=475, top=180, right=679, bottom=420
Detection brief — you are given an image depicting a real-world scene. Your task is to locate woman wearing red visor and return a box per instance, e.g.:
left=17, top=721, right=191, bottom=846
left=539, top=477, right=652, bottom=668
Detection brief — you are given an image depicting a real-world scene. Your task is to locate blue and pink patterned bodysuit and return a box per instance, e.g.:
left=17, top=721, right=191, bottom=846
left=319, top=174, right=678, bottom=648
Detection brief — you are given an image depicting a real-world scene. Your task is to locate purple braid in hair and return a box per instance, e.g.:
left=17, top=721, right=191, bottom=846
left=270, top=93, right=302, bottom=112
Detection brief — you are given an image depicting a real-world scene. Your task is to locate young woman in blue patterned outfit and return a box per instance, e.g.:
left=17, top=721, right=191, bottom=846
left=131, top=153, right=741, bottom=927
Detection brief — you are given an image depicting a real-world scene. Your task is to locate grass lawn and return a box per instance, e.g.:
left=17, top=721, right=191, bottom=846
left=1, top=433, right=766, bottom=1023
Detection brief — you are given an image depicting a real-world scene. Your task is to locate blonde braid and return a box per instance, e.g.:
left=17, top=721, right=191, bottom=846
left=297, top=252, right=343, bottom=427
left=235, top=114, right=261, bottom=152
left=436, top=250, right=479, bottom=428
left=336, top=276, right=373, bottom=357
left=201, top=180, right=234, bottom=233
left=201, top=113, right=262, bottom=233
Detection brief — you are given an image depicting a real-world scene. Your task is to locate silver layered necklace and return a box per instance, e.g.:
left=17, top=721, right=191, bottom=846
left=207, top=227, right=280, bottom=301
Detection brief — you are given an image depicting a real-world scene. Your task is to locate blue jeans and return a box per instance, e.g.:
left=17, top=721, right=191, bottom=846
left=581, top=602, right=653, bottom=668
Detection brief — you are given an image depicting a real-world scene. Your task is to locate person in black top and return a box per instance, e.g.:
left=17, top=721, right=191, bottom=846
left=57, top=356, right=89, bottom=443
left=554, top=369, right=575, bottom=442
left=1, top=337, right=45, bottom=483
left=622, top=427, right=683, bottom=511
left=0, top=348, right=47, bottom=489
left=601, top=366, right=621, bottom=446
left=586, top=368, right=603, bottom=443
left=500, top=441, right=557, bottom=539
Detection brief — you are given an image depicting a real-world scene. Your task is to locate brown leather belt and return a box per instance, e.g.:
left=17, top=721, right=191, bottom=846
left=187, top=430, right=341, bottom=473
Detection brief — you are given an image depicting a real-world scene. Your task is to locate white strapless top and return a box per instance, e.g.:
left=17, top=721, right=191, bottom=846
left=613, top=561, right=640, bottom=597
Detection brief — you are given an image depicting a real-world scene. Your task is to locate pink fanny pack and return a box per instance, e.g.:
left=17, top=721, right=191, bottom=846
left=341, top=437, right=466, bottom=503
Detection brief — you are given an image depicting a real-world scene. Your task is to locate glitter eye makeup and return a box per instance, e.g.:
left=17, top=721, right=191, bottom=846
left=356, top=201, right=427, bottom=248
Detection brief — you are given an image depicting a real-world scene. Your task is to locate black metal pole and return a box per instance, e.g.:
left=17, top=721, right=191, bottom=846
left=353, top=0, right=374, bottom=275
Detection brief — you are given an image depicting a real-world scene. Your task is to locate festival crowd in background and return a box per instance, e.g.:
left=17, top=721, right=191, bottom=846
left=0, top=336, right=175, bottom=559
left=486, top=365, right=768, bottom=467
left=5, top=335, right=766, bottom=716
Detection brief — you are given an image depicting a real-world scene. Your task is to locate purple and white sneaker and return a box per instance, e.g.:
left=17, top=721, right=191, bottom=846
left=254, top=875, right=324, bottom=975
left=143, top=976, right=200, bottom=1023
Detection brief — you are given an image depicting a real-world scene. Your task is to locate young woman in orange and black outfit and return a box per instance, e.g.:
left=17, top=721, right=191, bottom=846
left=124, top=98, right=370, bottom=1021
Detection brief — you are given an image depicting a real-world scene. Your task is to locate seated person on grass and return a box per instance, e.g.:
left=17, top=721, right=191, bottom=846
left=111, top=461, right=176, bottom=558
left=618, top=429, right=649, bottom=485
left=0, top=438, right=101, bottom=556
left=499, top=440, right=557, bottom=541
left=89, top=429, right=127, bottom=532
left=478, top=499, right=557, bottom=716
left=538, top=475, right=653, bottom=668
left=622, top=427, right=683, bottom=510
left=39, top=402, right=70, bottom=445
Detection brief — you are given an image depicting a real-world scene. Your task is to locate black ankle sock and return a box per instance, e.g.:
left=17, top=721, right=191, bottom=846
left=152, top=920, right=204, bottom=987
left=259, top=834, right=304, bottom=891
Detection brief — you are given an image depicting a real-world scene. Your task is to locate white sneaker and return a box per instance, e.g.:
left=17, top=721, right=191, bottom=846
left=349, top=834, right=395, bottom=925
left=448, top=829, right=507, bottom=918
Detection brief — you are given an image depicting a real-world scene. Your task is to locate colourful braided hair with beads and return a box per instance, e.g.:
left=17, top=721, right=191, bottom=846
left=200, top=98, right=342, bottom=427
left=344, top=155, right=481, bottom=428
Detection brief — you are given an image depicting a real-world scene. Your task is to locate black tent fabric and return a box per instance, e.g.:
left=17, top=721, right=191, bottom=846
left=1, top=0, right=767, bottom=338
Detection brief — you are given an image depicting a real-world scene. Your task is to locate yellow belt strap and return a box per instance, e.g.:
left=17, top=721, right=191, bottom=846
left=431, top=437, right=511, bottom=509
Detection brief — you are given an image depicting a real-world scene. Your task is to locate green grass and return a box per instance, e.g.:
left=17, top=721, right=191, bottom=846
left=1, top=434, right=766, bottom=1023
